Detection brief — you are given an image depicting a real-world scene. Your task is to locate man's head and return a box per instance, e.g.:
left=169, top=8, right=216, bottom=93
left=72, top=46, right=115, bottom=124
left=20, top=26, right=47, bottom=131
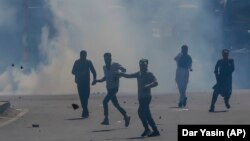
left=80, top=50, right=87, bottom=60
left=139, top=59, right=148, bottom=73
left=222, top=49, right=230, bottom=59
left=104, top=52, right=112, bottom=66
left=181, top=45, right=188, bottom=55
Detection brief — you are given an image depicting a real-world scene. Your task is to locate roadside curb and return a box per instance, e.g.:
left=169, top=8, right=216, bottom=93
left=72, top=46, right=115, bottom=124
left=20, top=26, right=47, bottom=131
left=0, top=101, right=11, bottom=114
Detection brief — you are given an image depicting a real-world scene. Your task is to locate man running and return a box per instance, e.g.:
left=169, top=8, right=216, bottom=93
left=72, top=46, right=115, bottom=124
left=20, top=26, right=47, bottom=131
left=120, top=59, right=160, bottom=137
left=174, top=45, right=192, bottom=108
left=209, top=49, right=235, bottom=112
left=72, top=50, right=96, bottom=118
left=94, top=53, right=130, bottom=127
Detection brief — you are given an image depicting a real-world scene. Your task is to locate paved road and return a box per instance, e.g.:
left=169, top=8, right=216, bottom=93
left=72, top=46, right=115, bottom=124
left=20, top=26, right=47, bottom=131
left=0, top=91, right=250, bottom=141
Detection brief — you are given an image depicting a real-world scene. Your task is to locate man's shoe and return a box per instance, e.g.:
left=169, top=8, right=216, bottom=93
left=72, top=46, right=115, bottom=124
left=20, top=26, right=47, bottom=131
left=82, top=114, right=89, bottom=119
left=209, top=108, right=214, bottom=112
left=148, top=130, right=160, bottom=137
left=178, top=102, right=183, bottom=108
left=183, top=98, right=187, bottom=107
left=225, top=103, right=231, bottom=109
left=124, top=116, right=131, bottom=127
left=81, top=112, right=89, bottom=118
left=141, top=129, right=151, bottom=137
left=209, top=105, right=215, bottom=112
left=101, top=118, right=109, bottom=125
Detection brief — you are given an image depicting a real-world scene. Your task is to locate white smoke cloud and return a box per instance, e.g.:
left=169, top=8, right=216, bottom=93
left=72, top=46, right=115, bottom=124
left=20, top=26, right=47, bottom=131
left=1, top=0, right=140, bottom=95
left=0, top=0, right=222, bottom=95
left=0, top=26, right=76, bottom=95
left=45, top=0, right=142, bottom=94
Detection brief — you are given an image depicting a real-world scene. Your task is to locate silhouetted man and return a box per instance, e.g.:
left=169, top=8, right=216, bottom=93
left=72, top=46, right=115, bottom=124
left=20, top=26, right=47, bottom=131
left=72, top=50, right=96, bottom=118
left=94, top=53, right=130, bottom=127
left=209, top=49, right=235, bottom=112
left=120, top=59, right=160, bottom=137
left=174, top=45, right=192, bottom=108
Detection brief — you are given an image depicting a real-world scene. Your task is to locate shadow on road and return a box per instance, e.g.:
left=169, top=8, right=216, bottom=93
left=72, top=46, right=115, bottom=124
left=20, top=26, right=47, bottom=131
left=168, top=106, right=180, bottom=109
left=65, top=117, right=84, bottom=120
left=126, top=137, right=145, bottom=140
left=92, top=128, right=125, bottom=133
left=106, top=136, right=145, bottom=140
left=212, top=110, right=228, bottom=113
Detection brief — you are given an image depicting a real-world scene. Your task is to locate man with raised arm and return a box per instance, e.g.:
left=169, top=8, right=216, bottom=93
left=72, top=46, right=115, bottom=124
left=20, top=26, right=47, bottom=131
left=120, top=59, right=160, bottom=137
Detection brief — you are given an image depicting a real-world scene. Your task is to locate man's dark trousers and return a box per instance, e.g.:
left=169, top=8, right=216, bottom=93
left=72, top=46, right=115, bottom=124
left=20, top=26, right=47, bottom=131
left=77, top=83, right=90, bottom=117
left=103, top=88, right=127, bottom=118
left=138, top=97, right=157, bottom=131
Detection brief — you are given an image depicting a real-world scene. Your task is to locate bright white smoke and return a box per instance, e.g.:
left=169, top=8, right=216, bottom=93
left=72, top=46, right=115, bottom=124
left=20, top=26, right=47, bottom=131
left=0, top=0, right=222, bottom=95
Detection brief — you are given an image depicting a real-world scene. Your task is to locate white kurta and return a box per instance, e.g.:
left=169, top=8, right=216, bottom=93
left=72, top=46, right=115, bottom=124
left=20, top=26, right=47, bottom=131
left=174, top=53, right=191, bottom=104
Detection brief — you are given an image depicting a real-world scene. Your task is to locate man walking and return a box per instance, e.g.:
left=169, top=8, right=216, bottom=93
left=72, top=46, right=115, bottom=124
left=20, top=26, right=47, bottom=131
left=174, top=45, right=192, bottom=108
left=72, top=50, right=96, bottom=118
left=94, top=53, right=130, bottom=127
left=120, top=59, right=160, bottom=137
left=209, top=49, right=235, bottom=112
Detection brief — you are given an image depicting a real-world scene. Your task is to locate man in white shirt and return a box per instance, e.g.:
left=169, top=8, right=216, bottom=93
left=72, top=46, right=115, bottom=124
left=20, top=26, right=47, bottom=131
left=94, top=53, right=130, bottom=127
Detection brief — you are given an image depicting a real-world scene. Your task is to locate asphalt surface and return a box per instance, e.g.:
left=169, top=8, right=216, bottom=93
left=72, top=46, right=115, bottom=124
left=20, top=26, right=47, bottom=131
left=0, top=91, right=250, bottom=141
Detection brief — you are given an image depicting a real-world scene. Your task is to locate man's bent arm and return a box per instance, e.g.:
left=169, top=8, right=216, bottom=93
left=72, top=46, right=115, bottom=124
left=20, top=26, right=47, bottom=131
left=96, top=76, right=106, bottom=83
left=90, top=61, right=97, bottom=80
left=120, top=73, right=137, bottom=79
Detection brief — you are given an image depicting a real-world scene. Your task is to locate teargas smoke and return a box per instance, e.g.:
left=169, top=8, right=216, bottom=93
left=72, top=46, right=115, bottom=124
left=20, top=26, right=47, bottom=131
left=0, top=0, right=245, bottom=95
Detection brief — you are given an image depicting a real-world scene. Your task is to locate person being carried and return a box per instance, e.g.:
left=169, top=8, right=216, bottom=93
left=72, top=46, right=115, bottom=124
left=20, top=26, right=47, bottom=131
left=93, top=53, right=130, bottom=127
left=120, top=59, right=160, bottom=137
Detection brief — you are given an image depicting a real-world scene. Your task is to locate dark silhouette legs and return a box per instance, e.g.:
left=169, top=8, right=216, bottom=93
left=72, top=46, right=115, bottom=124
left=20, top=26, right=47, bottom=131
left=209, top=90, right=232, bottom=112
left=102, top=88, right=130, bottom=126
left=138, top=97, right=159, bottom=137
left=77, top=84, right=90, bottom=118
left=177, top=82, right=187, bottom=108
